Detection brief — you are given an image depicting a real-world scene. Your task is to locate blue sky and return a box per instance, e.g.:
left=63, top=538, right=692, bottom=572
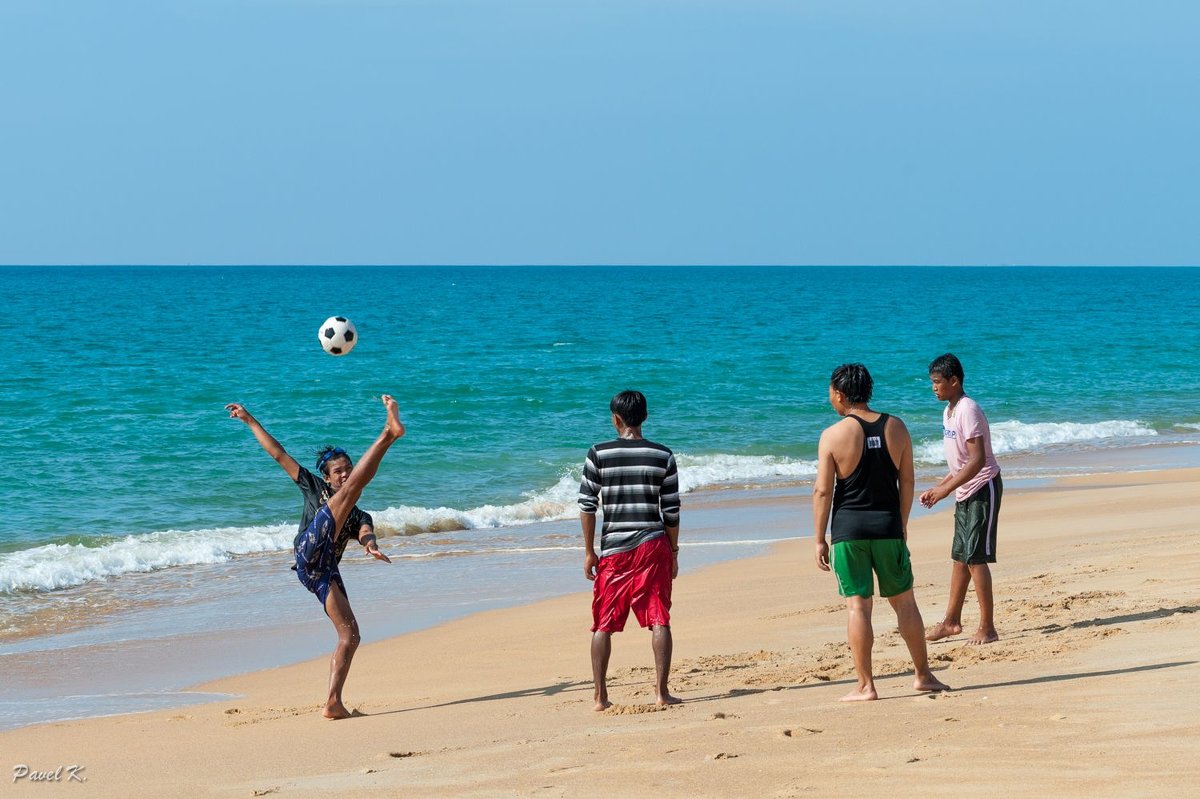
left=1, top=1, right=1196, bottom=266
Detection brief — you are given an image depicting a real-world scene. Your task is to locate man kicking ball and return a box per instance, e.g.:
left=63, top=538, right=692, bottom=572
left=226, top=395, right=404, bottom=719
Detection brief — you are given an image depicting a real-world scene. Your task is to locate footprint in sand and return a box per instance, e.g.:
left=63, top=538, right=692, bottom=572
left=781, top=728, right=822, bottom=738
left=604, top=704, right=668, bottom=716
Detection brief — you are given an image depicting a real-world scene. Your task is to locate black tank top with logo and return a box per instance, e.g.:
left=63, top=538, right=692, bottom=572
left=830, top=414, right=904, bottom=543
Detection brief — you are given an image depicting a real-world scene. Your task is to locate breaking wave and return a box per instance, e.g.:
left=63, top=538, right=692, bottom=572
left=914, top=419, right=1158, bottom=464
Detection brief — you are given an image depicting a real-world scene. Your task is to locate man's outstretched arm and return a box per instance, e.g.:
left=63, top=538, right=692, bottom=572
left=920, top=436, right=985, bottom=508
left=355, top=512, right=391, bottom=563
left=225, top=403, right=302, bottom=482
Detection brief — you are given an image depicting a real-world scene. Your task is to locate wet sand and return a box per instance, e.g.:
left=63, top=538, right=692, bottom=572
left=5, top=467, right=1200, bottom=797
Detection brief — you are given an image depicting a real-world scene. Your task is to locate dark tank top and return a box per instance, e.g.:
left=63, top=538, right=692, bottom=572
left=830, top=414, right=904, bottom=543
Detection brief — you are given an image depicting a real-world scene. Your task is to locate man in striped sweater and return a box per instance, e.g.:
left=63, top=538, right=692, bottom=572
left=579, top=390, right=682, bottom=711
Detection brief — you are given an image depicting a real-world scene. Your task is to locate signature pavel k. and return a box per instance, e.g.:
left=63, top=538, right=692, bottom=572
left=12, top=764, right=86, bottom=783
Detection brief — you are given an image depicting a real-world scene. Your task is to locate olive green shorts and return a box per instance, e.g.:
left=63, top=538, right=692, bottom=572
left=953, top=475, right=1003, bottom=564
left=831, top=539, right=914, bottom=598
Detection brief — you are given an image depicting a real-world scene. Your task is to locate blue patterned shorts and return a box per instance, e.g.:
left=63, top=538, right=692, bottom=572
left=294, top=505, right=346, bottom=606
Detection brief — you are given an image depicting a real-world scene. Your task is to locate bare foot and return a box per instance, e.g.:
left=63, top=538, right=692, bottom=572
left=593, top=699, right=612, bottom=712
left=840, top=685, right=878, bottom=702
left=656, top=693, right=682, bottom=707
left=967, top=627, right=999, bottom=645
left=381, top=394, right=406, bottom=439
left=925, top=621, right=962, bottom=641
left=322, top=702, right=353, bottom=720
left=914, top=673, right=951, bottom=693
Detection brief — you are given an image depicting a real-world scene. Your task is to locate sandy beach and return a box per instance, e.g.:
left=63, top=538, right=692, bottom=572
left=6, top=466, right=1199, bottom=797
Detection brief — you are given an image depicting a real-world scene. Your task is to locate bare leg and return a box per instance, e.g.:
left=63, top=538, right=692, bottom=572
left=326, top=395, right=405, bottom=531
left=315, top=396, right=400, bottom=718
left=651, top=625, right=681, bottom=706
left=841, top=595, right=877, bottom=701
left=888, top=590, right=951, bottom=693
left=322, top=582, right=360, bottom=719
left=590, top=631, right=612, bottom=711
left=966, top=563, right=999, bottom=644
left=926, top=560, right=970, bottom=641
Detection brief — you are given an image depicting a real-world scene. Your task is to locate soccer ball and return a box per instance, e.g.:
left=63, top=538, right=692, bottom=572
left=318, top=316, right=357, bottom=356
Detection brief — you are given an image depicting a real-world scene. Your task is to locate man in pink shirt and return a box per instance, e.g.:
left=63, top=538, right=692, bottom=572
left=920, top=354, right=1003, bottom=645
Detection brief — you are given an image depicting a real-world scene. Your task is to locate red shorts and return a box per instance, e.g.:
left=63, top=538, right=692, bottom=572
left=591, top=536, right=674, bottom=633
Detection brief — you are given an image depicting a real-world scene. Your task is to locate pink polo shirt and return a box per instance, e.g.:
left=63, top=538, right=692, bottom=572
left=943, top=396, right=1001, bottom=501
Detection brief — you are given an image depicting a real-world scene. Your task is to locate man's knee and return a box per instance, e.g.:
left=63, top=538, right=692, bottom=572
left=846, top=595, right=873, bottom=612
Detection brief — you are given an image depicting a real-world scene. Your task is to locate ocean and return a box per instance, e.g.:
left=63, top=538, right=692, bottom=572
left=2, top=265, right=1198, bottom=727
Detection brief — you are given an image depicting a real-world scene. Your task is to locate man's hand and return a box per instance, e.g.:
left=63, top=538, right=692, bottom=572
left=225, top=403, right=254, bottom=423
left=671, top=550, right=679, bottom=579
left=920, top=486, right=948, bottom=508
left=364, top=541, right=392, bottom=563
left=584, top=551, right=599, bottom=581
left=815, top=539, right=831, bottom=572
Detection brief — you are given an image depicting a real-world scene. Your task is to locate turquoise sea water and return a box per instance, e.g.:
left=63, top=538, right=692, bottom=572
left=2, top=265, right=1199, bottom=590
left=2, top=264, right=1199, bottom=729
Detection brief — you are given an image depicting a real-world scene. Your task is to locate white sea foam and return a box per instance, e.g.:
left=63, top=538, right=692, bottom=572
left=0, top=525, right=295, bottom=595
left=372, top=453, right=817, bottom=533
left=674, top=453, right=817, bottom=492
left=2, top=452, right=818, bottom=595
left=372, top=472, right=583, bottom=532
left=914, top=419, right=1158, bottom=464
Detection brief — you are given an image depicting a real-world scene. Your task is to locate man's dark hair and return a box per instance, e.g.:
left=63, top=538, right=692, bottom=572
left=928, top=353, right=965, bottom=382
left=315, top=445, right=350, bottom=476
left=610, top=390, right=648, bottom=427
left=830, top=363, right=873, bottom=404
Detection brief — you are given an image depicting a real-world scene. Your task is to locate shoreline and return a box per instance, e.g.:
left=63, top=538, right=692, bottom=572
left=4, top=443, right=1200, bottom=735
left=0, top=481, right=804, bottom=733
left=4, top=463, right=1200, bottom=796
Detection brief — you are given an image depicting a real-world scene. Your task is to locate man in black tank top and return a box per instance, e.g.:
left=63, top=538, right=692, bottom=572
left=813, top=364, right=950, bottom=701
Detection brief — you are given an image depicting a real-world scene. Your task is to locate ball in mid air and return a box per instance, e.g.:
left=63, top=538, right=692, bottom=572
left=318, top=316, right=357, bottom=356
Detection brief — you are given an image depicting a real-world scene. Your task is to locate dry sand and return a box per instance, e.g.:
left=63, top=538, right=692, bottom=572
left=7, top=469, right=1200, bottom=797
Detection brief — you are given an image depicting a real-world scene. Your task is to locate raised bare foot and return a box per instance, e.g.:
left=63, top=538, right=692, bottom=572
left=925, top=620, right=962, bottom=641
left=656, top=693, right=683, bottom=707
left=381, top=394, right=406, bottom=439
left=966, top=627, right=999, bottom=645
left=840, top=685, right=878, bottom=702
left=322, top=702, right=353, bottom=720
left=593, top=698, right=612, bottom=712
left=914, top=673, right=951, bottom=693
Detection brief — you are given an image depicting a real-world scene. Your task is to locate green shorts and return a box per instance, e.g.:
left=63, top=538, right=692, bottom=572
left=831, top=539, right=914, bottom=598
left=953, top=475, right=1002, bottom=564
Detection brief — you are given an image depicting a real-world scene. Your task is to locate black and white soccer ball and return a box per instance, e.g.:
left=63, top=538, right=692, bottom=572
left=318, top=316, right=358, bottom=356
